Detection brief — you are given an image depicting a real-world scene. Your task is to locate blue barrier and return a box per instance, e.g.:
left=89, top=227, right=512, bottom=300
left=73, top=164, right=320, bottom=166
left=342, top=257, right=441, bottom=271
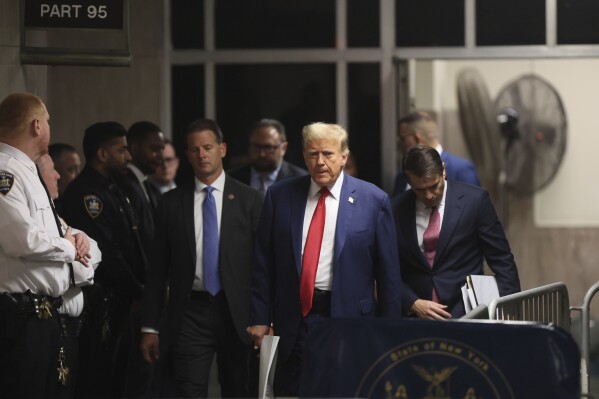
left=300, top=318, right=580, bottom=398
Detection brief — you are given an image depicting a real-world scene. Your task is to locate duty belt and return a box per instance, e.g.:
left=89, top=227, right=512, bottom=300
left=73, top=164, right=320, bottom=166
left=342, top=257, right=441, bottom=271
left=1, top=290, right=63, bottom=319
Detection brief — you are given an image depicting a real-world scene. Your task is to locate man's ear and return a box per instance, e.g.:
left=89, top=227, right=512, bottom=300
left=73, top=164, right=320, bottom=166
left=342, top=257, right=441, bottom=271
left=31, top=119, right=41, bottom=137
left=97, top=147, right=107, bottom=163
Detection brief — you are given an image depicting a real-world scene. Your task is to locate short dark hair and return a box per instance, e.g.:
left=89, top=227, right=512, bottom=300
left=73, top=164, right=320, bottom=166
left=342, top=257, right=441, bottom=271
left=185, top=118, right=223, bottom=146
left=251, top=118, right=287, bottom=142
left=127, top=121, right=162, bottom=146
left=48, top=143, right=77, bottom=163
left=402, top=145, right=444, bottom=178
left=83, top=121, right=127, bottom=161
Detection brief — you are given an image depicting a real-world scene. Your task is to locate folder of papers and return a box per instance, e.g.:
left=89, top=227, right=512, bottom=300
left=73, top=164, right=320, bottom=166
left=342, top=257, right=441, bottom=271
left=461, top=275, right=500, bottom=313
left=259, top=335, right=280, bottom=399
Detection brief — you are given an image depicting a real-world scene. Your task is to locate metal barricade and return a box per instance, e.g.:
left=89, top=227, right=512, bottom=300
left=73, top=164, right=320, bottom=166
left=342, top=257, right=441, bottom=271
left=460, top=303, right=489, bottom=320
left=571, top=280, right=599, bottom=397
left=488, top=282, right=571, bottom=331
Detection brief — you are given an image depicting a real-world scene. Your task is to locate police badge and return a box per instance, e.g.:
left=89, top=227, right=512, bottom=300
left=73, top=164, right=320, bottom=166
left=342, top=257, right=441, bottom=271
left=84, top=195, right=103, bottom=218
left=0, top=171, right=15, bottom=196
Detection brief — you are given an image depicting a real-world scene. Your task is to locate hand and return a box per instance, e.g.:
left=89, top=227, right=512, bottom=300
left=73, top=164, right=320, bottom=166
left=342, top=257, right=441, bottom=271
left=246, top=325, right=270, bottom=349
left=64, top=228, right=89, bottom=267
left=140, top=333, right=160, bottom=364
left=411, top=299, right=451, bottom=320
left=74, top=232, right=91, bottom=266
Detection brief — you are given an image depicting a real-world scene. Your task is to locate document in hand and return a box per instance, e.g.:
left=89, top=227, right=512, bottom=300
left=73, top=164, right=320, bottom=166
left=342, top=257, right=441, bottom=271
left=259, top=335, right=280, bottom=399
left=461, top=275, right=500, bottom=313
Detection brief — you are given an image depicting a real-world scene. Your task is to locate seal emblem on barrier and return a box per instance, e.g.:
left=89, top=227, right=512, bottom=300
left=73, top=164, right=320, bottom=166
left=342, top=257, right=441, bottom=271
left=356, top=338, right=514, bottom=399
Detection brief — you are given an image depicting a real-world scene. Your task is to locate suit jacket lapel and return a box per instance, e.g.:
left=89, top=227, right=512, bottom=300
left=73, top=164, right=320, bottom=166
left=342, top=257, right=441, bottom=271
left=220, top=176, right=239, bottom=259
left=182, top=182, right=197, bottom=267
left=403, top=192, right=430, bottom=269
left=435, top=181, right=464, bottom=263
left=292, top=176, right=311, bottom=275
left=333, top=175, right=356, bottom=267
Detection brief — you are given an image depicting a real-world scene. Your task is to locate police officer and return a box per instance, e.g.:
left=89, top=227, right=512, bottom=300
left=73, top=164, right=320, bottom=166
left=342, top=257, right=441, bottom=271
left=60, top=121, right=146, bottom=398
left=37, top=153, right=102, bottom=399
left=0, top=93, right=90, bottom=398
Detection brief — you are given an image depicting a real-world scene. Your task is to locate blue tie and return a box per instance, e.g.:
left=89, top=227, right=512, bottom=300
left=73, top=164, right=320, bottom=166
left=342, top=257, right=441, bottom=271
left=203, top=186, right=221, bottom=295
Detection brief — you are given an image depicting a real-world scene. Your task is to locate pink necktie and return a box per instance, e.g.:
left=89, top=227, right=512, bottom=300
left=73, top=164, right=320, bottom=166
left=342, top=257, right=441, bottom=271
left=423, top=206, right=440, bottom=302
left=300, top=188, right=330, bottom=317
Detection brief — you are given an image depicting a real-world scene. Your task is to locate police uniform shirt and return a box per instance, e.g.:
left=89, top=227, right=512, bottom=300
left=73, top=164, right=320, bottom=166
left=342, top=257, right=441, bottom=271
left=57, top=219, right=102, bottom=317
left=0, top=143, right=75, bottom=297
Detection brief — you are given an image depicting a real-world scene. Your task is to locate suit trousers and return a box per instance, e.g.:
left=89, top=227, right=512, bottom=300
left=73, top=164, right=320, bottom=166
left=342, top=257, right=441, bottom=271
left=173, top=291, right=250, bottom=398
left=274, top=289, right=331, bottom=397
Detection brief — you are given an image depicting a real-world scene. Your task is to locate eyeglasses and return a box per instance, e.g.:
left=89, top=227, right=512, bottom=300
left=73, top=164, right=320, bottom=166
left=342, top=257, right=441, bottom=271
left=249, top=142, right=284, bottom=153
left=163, top=157, right=178, bottom=165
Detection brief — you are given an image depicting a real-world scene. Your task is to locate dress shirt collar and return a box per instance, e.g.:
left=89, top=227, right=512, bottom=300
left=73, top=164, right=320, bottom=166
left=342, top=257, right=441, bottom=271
left=308, top=170, right=344, bottom=201
left=0, top=142, right=36, bottom=173
left=436, top=144, right=444, bottom=156
left=127, top=163, right=147, bottom=184
left=194, top=170, right=226, bottom=193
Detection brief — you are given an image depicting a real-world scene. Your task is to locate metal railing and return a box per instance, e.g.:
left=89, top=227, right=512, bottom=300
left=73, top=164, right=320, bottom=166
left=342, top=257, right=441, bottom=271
left=488, top=282, right=571, bottom=331
left=460, top=303, right=489, bottom=320
left=571, top=280, right=599, bottom=397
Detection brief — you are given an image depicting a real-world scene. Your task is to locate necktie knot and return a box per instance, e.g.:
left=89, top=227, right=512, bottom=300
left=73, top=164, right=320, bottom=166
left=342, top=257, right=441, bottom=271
left=319, top=187, right=330, bottom=200
left=204, top=186, right=215, bottom=195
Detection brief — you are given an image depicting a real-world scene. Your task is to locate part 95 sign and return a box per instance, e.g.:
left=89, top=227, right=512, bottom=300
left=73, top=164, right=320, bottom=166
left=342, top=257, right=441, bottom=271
left=24, top=0, right=124, bottom=29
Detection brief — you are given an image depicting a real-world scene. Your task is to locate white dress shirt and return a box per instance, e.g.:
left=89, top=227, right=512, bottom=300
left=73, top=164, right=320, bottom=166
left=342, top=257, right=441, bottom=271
left=415, top=180, right=448, bottom=253
left=301, top=171, right=344, bottom=291
left=250, top=163, right=281, bottom=192
left=192, top=171, right=225, bottom=292
left=0, top=143, right=75, bottom=297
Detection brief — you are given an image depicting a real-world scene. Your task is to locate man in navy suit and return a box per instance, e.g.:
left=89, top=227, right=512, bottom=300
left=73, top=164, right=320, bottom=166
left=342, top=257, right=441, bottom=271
left=247, top=122, right=402, bottom=396
left=392, top=111, right=480, bottom=197
left=392, top=145, right=520, bottom=319
left=228, top=118, right=307, bottom=194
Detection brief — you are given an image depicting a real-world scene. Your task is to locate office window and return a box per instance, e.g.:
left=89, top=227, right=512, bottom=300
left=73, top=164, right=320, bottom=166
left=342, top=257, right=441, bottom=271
left=215, top=1, right=336, bottom=49
left=476, top=0, right=545, bottom=45
left=396, top=0, right=464, bottom=47
left=215, top=64, right=336, bottom=169
left=558, top=0, right=599, bottom=44
left=348, top=63, right=381, bottom=186
left=171, top=0, right=204, bottom=49
left=347, top=0, right=380, bottom=47
left=171, top=65, right=205, bottom=183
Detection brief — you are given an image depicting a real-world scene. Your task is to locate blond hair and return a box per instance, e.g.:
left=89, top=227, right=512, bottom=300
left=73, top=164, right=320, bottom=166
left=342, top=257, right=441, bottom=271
left=302, top=122, right=349, bottom=155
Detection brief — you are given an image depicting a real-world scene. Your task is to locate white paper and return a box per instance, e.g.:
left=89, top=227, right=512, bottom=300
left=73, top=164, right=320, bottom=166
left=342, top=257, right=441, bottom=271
left=461, top=284, right=473, bottom=313
left=470, top=275, right=500, bottom=306
left=259, top=335, right=280, bottom=399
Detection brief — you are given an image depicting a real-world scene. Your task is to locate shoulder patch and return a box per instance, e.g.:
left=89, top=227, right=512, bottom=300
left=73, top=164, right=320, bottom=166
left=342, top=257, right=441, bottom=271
left=84, top=195, right=103, bottom=218
left=0, top=171, right=15, bottom=196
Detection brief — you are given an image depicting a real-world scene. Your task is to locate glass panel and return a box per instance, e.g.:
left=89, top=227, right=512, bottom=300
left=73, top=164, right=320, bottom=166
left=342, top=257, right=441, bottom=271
left=171, top=0, right=204, bottom=49
left=347, top=0, right=380, bottom=47
left=215, top=0, right=335, bottom=49
left=476, top=0, right=545, bottom=46
left=171, top=65, right=205, bottom=183
left=215, top=64, right=336, bottom=170
left=558, top=0, right=599, bottom=44
left=396, top=0, right=464, bottom=47
left=347, top=63, right=381, bottom=186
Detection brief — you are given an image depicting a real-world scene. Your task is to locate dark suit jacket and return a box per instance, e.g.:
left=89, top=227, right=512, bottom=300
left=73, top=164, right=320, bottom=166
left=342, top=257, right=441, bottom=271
left=392, top=180, right=520, bottom=318
left=141, top=175, right=263, bottom=344
left=392, top=151, right=480, bottom=197
left=249, top=174, right=402, bottom=362
left=117, top=169, right=157, bottom=265
left=228, top=160, right=307, bottom=189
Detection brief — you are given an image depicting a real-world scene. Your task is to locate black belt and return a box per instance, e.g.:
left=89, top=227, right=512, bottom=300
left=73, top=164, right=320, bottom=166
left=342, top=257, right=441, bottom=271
left=1, top=291, right=63, bottom=318
left=189, top=290, right=224, bottom=302
left=311, top=288, right=332, bottom=316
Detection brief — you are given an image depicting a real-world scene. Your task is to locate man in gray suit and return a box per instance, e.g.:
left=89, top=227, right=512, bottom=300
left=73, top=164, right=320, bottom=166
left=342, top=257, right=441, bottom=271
left=228, top=118, right=307, bottom=194
left=140, top=119, right=263, bottom=398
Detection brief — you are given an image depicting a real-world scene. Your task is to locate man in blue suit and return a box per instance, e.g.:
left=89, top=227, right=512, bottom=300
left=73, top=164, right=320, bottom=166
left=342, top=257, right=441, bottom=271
left=392, top=111, right=480, bottom=197
left=247, top=122, right=402, bottom=396
left=392, top=145, right=520, bottom=319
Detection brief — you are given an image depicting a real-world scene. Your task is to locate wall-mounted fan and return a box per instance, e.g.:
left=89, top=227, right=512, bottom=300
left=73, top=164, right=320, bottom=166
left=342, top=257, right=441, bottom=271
left=495, top=74, right=567, bottom=196
left=457, top=70, right=567, bottom=225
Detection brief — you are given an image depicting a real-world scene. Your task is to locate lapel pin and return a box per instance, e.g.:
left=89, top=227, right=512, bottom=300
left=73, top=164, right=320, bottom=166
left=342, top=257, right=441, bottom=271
left=348, top=197, right=354, bottom=204
left=228, top=194, right=235, bottom=200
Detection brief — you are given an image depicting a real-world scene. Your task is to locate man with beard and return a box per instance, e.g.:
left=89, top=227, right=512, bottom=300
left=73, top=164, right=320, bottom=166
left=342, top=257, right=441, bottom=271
left=229, top=118, right=306, bottom=194
left=60, top=122, right=146, bottom=398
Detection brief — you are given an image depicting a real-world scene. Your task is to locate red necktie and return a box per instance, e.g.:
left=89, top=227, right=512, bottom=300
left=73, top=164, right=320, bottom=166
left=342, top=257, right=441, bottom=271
left=300, top=187, right=330, bottom=317
left=423, top=206, right=440, bottom=302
